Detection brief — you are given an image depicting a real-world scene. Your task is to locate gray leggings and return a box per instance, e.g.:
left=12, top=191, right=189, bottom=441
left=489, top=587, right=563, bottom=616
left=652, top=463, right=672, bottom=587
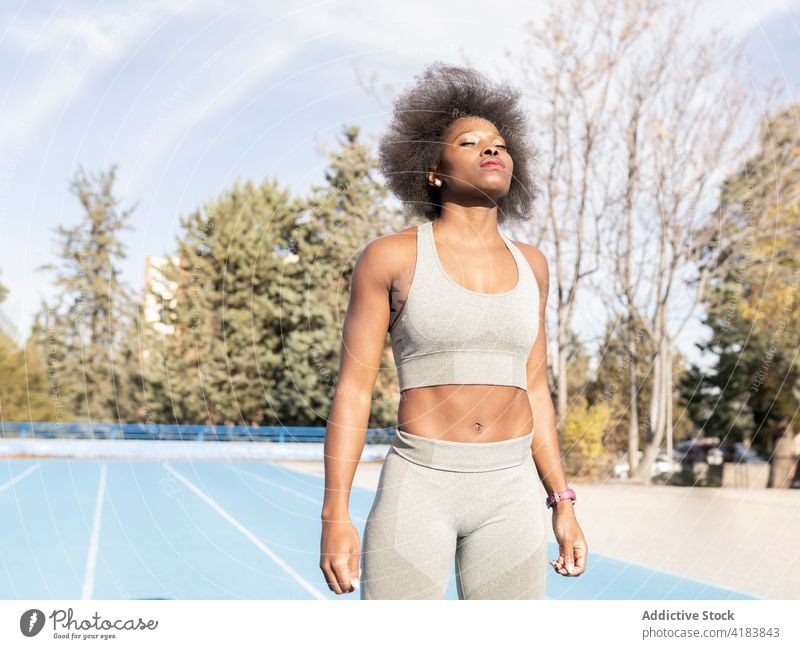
left=360, top=427, right=548, bottom=599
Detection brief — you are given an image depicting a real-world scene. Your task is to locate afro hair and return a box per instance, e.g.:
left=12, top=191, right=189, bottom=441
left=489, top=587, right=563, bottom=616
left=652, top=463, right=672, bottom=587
left=378, top=61, right=539, bottom=224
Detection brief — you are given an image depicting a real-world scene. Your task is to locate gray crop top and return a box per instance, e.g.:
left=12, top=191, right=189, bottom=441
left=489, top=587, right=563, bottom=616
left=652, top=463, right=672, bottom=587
left=389, top=220, right=540, bottom=392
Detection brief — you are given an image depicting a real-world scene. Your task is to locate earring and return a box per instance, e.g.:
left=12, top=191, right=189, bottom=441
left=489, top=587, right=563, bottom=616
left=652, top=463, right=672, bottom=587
left=433, top=178, right=442, bottom=187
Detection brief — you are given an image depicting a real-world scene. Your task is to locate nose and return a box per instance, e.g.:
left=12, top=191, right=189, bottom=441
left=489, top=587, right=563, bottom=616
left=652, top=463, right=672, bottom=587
left=482, top=145, right=499, bottom=157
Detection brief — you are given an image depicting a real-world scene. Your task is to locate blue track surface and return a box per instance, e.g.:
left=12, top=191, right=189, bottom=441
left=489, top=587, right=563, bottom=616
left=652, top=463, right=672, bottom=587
left=1, top=459, right=760, bottom=600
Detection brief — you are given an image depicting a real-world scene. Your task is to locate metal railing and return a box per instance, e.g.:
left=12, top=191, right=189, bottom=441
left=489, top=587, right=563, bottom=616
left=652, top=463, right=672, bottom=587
left=0, top=422, right=396, bottom=444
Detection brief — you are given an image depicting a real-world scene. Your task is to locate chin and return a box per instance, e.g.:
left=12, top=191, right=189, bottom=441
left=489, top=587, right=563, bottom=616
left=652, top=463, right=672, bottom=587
left=450, top=178, right=511, bottom=202
left=480, top=184, right=511, bottom=202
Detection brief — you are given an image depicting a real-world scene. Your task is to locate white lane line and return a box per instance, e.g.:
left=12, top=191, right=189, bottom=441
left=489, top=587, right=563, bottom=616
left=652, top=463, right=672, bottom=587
left=0, top=463, right=40, bottom=494
left=228, top=466, right=366, bottom=524
left=162, top=463, right=327, bottom=600
left=82, top=462, right=108, bottom=600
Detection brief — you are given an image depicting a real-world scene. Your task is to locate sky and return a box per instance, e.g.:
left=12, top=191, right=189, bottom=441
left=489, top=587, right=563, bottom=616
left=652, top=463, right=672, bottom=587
left=1, top=0, right=799, bottom=369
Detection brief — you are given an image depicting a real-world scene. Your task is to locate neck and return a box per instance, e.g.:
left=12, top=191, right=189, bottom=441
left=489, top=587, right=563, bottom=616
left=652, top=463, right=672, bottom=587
left=433, top=205, right=502, bottom=246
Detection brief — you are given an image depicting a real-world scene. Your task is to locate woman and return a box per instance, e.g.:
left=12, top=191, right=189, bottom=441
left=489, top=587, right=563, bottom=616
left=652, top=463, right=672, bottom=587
left=319, top=62, right=588, bottom=599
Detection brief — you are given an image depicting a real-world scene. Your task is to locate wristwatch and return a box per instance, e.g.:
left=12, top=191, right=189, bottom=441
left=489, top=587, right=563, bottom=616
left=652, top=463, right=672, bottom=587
left=546, top=487, right=576, bottom=509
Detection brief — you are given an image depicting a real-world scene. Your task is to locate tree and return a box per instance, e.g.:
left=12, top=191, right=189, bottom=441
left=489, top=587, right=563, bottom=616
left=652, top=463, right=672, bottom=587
left=0, top=277, right=57, bottom=422
left=603, top=2, right=757, bottom=483
left=684, top=104, right=800, bottom=456
left=145, top=125, right=404, bottom=426
left=588, top=314, right=694, bottom=460
left=511, top=0, right=765, bottom=484
left=299, top=124, right=405, bottom=427
left=510, top=0, right=624, bottom=425
left=0, top=330, right=57, bottom=422
left=35, top=164, right=141, bottom=423
left=144, top=177, right=303, bottom=425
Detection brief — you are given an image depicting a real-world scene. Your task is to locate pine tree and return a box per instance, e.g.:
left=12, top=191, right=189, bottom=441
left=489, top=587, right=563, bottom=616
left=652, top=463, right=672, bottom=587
left=144, top=177, right=304, bottom=425
left=34, top=164, right=140, bottom=423
left=145, top=125, right=404, bottom=426
left=296, top=124, right=405, bottom=427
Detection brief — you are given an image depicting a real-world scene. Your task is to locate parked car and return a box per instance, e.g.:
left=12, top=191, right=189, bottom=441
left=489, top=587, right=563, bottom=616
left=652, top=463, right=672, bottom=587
left=727, top=443, right=768, bottom=464
left=672, top=440, right=768, bottom=465
left=673, top=440, right=711, bottom=463
left=612, top=450, right=680, bottom=479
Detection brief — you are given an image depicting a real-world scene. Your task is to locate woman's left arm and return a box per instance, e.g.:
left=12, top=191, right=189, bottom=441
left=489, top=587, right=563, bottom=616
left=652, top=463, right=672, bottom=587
left=521, top=243, right=588, bottom=578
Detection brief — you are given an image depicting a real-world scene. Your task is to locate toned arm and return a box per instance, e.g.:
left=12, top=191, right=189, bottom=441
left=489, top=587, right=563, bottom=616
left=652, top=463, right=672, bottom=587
left=321, top=237, right=393, bottom=522
left=520, top=244, right=574, bottom=514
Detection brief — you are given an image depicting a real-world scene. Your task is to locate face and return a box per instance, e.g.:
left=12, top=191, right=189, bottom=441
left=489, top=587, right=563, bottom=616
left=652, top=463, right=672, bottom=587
left=427, top=116, right=513, bottom=204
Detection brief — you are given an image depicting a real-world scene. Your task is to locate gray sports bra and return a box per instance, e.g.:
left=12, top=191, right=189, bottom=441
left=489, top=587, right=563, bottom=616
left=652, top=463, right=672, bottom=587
left=389, top=220, right=540, bottom=392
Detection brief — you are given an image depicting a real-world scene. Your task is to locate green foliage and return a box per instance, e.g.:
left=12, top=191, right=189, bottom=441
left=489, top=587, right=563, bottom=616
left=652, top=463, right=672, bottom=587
left=0, top=331, right=57, bottom=422
left=144, top=123, right=405, bottom=426
left=561, top=395, right=612, bottom=480
left=142, top=177, right=302, bottom=425
left=299, top=125, right=405, bottom=426
left=684, top=104, right=800, bottom=450
left=32, top=164, right=142, bottom=422
left=587, top=314, right=695, bottom=452
left=585, top=314, right=654, bottom=452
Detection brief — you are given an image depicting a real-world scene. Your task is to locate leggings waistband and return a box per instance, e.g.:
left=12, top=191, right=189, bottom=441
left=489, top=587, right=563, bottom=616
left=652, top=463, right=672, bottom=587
left=389, top=427, right=534, bottom=472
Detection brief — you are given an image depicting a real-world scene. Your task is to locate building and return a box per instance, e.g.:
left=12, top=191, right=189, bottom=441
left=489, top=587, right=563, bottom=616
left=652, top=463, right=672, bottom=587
left=143, top=256, right=179, bottom=336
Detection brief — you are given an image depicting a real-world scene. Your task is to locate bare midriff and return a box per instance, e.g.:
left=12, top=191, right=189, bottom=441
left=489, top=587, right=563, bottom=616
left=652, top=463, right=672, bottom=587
left=397, top=385, right=533, bottom=443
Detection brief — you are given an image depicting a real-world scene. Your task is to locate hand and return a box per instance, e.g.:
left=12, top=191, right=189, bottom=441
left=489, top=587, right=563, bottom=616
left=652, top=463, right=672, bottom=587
left=320, top=519, right=361, bottom=595
left=549, top=504, right=587, bottom=577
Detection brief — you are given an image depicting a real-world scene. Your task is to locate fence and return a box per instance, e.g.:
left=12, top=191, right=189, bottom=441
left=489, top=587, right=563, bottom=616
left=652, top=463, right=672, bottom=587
left=0, top=421, right=396, bottom=444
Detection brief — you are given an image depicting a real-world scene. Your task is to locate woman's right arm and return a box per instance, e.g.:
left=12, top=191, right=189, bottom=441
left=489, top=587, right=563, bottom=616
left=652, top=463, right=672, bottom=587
left=319, top=237, right=393, bottom=594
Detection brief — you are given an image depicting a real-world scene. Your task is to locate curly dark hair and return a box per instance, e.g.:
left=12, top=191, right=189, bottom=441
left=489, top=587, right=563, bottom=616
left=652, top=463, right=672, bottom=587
left=378, top=61, right=539, bottom=224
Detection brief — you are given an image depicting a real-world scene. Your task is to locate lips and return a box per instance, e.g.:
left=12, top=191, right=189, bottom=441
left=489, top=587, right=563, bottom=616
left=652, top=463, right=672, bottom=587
left=480, top=158, right=505, bottom=169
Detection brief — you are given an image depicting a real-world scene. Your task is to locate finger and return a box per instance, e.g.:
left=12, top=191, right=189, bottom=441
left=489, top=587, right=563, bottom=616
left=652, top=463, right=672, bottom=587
left=572, top=544, right=588, bottom=575
left=349, top=549, right=361, bottom=591
left=561, top=541, right=575, bottom=574
left=331, top=558, right=353, bottom=594
left=321, top=562, right=343, bottom=595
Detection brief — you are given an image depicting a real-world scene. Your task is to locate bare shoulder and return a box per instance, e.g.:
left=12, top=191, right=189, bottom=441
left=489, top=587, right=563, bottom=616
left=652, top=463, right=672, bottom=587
left=356, top=224, right=419, bottom=287
left=512, top=240, right=549, bottom=293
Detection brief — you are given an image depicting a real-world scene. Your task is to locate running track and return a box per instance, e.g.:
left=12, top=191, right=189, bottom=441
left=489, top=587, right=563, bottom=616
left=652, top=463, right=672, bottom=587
left=0, top=459, right=760, bottom=600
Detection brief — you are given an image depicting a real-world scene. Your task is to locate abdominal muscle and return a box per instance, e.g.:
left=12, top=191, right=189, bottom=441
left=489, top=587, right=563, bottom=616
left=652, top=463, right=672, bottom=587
left=397, top=384, right=534, bottom=443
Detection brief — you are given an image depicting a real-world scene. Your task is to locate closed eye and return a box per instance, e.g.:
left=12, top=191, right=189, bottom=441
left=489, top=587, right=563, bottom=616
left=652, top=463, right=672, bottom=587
left=460, top=142, right=507, bottom=148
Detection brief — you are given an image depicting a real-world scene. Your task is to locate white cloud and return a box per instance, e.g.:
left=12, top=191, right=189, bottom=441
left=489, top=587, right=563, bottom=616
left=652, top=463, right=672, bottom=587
left=0, top=0, right=208, bottom=157
left=126, top=4, right=349, bottom=194
left=1, top=0, right=791, bottom=164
